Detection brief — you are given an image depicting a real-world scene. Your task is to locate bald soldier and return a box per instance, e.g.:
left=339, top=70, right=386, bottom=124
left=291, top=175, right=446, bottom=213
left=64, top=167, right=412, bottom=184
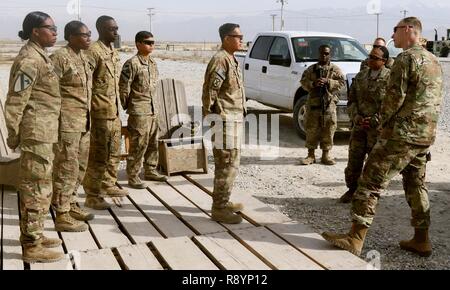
left=202, top=23, right=246, bottom=224
left=82, top=15, right=128, bottom=210
left=322, top=17, right=443, bottom=258
left=119, top=31, right=167, bottom=189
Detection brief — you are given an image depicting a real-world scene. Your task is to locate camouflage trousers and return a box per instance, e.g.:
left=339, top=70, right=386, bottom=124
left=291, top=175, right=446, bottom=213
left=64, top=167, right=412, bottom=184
left=83, top=118, right=121, bottom=196
left=18, top=140, right=54, bottom=246
left=52, top=131, right=90, bottom=213
left=126, top=115, right=159, bottom=178
left=352, top=139, right=431, bottom=229
left=304, top=104, right=337, bottom=151
left=212, top=149, right=241, bottom=209
left=344, top=126, right=379, bottom=190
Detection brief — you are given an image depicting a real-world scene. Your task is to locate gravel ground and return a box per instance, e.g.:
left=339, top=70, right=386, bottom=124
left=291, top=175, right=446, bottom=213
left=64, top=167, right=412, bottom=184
left=1, top=50, right=449, bottom=270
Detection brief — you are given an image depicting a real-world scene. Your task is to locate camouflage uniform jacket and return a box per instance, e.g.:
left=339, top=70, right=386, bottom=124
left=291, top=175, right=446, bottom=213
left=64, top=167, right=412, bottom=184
left=119, top=54, right=158, bottom=115
left=202, top=48, right=246, bottom=121
left=5, top=41, right=61, bottom=144
left=87, top=40, right=121, bottom=120
left=300, top=63, right=345, bottom=108
left=348, top=66, right=391, bottom=128
left=381, top=44, right=443, bottom=146
left=50, top=46, right=92, bottom=132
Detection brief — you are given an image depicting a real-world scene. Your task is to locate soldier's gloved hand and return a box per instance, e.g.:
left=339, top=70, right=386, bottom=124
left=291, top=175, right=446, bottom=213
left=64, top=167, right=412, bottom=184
left=361, top=117, right=371, bottom=130
left=313, top=79, right=323, bottom=88
left=7, top=135, right=20, bottom=150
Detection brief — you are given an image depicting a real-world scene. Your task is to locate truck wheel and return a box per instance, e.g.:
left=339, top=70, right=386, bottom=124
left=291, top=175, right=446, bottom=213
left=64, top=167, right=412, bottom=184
left=293, top=97, right=307, bottom=139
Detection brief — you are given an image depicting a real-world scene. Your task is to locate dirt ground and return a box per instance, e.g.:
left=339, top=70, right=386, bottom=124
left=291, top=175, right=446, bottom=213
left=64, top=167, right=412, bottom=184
left=1, top=47, right=449, bottom=270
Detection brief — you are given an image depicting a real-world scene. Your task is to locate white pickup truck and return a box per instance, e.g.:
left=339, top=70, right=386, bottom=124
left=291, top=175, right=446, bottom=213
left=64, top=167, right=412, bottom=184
left=236, top=31, right=368, bottom=137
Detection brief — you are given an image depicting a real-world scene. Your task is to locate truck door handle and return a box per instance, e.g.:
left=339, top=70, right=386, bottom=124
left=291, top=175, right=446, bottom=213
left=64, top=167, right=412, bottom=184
left=262, top=66, right=267, bottom=73
left=245, top=64, right=249, bottom=70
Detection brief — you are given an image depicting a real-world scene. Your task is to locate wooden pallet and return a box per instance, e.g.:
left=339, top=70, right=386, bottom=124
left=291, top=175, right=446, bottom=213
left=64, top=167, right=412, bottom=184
left=0, top=172, right=372, bottom=270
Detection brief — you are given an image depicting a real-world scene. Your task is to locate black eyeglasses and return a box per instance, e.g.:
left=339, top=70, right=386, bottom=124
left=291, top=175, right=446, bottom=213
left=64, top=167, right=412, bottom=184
left=393, top=25, right=413, bottom=33
left=227, top=34, right=244, bottom=40
left=369, top=54, right=385, bottom=61
left=142, top=40, right=155, bottom=46
left=39, top=25, right=57, bottom=33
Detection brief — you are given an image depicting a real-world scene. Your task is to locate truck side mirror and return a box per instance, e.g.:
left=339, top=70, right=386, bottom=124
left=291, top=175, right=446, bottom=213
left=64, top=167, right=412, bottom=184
left=269, top=54, right=291, bottom=67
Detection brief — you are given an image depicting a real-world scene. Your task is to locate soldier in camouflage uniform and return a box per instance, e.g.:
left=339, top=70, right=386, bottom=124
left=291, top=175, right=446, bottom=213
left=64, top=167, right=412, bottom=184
left=360, top=38, right=395, bottom=71
left=340, top=46, right=391, bottom=203
left=50, top=21, right=95, bottom=232
left=202, top=23, right=246, bottom=224
left=322, top=17, right=443, bottom=257
left=299, top=45, right=345, bottom=166
left=82, top=16, right=128, bottom=210
left=5, top=12, right=63, bottom=263
left=119, top=31, right=167, bottom=189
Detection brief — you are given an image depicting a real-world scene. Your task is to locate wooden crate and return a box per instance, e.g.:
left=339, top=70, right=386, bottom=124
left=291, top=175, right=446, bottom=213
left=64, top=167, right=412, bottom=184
left=0, top=96, right=20, bottom=187
left=159, top=136, right=208, bottom=176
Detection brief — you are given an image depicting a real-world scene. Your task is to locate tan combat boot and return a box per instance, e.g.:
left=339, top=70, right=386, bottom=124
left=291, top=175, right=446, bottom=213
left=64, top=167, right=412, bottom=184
left=226, top=201, right=244, bottom=213
left=211, top=207, right=243, bottom=224
left=144, top=170, right=168, bottom=182
left=102, top=186, right=129, bottom=197
left=55, top=212, right=88, bottom=232
left=339, top=188, right=356, bottom=204
left=70, top=203, right=94, bottom=221
left=321, top=223, right=369, bottom=256
left=128, top=176, right=147, bottom=189
left=399, top=228, right=432, bottom=257
left=41, top=236, right=62, bottom=248
left=321, top=150, right=336, bottom=165
left=299, top=149, right=316, bottom=165
left=22, top=244, right=64, bottom=264
left=85, top=195, right=111, bottom=210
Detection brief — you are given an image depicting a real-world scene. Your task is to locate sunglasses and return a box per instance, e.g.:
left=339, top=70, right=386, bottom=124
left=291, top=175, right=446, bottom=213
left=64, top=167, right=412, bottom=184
left=393, top=25, right=413, bottom=33
left=321, top=52, right=330, bottom=56
left=142, top=40, right=155, bottom=46
left=74, top=31, right=92, bottom=38
left=369, top=54, right=385, bottom=61
left=39, top=25, right=57, bottom=33
left=227, top=34, right=244, bottom=40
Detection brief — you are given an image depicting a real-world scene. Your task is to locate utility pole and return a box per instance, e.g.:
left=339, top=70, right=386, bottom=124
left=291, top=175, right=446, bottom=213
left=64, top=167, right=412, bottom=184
left=376, top=13, right=381, bottom=37
left=270, top=14, right=277, bottom=31
left=147, top=8, right=155, bottom=33
left=277, top=0, right=287, bottom=31
left=77, top=0, right=81, bottom=21
left=401, top=9, right=408, bottom=18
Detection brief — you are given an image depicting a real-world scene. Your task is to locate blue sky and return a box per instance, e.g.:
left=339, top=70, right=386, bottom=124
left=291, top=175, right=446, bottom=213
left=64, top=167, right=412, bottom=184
left=0, top=0, right=449, bottom=43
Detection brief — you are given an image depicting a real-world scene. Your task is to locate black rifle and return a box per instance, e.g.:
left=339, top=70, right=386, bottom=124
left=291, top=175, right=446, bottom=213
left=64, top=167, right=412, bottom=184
left=316, top=66, right=329, bottom=128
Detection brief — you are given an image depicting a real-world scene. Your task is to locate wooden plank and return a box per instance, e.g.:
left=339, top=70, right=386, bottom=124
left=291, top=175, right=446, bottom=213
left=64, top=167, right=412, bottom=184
left=166, top=176, right=254, bottom=232
left=109, top=187, right=163, bottom=244
left=76, top=248, right=121, bottom=270
left=173, top=80, right=189, bottom=121
left=30, top=213, right=72, bottom=270
left=186, top=173, right=292, bottom=225
left=2, top=188, right=24, bottom=270
left=152, top=236, right=218, bottom=270
left=148, top=180, right=226, bottom=235
left=232, top=227, right=323, bottom=270
left=0, top=100, right=12, bottom=157
left=193, top=232, right=270, bottom=270
left=155, top=79, right=169, bottom=138
left=125, top=186, right=195, bottom=238
left=78, top=191, right=132, bottom=249
left=163, top=79, right=179, bottom=129
left=267, top=222, right=371, bottom=270
left=116, top=244, right=163, bottom=270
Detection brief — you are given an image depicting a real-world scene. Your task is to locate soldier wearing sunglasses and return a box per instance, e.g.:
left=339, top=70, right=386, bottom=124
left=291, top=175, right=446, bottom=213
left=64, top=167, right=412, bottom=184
left=360, top=37, right=395, bottom=71
left=119, top=31, right=167, bottom=189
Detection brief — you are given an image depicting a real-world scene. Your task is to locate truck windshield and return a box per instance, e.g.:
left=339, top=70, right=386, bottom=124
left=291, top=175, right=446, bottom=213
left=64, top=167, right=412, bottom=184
left=292, top=37, right=368, bottom=62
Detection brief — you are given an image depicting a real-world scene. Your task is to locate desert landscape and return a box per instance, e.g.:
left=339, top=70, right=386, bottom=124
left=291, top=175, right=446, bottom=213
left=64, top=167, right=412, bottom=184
left=1, top=42, right=449, bottom=270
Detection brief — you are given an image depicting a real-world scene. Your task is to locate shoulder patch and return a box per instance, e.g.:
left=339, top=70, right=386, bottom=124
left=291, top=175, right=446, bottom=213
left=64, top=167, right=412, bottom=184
left=215, top=68, right=226, bottom=81
left=121, top=62, right=132, bottom=79
left=13, top=72, right=33, bottom=92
